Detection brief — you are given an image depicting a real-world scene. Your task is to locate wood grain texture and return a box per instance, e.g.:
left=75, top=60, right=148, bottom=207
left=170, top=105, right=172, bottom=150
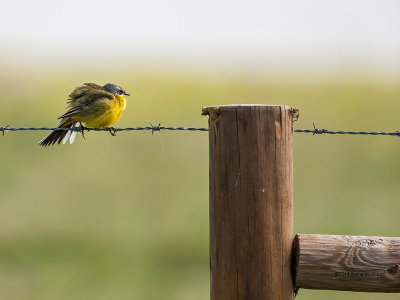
left=202, top=105, right=297, bottom=300
left=294, top=234, right=400, bottom=292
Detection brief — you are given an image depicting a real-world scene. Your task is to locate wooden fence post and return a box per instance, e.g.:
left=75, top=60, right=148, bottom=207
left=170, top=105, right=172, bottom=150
left=202, top=105, right=298, bottom=300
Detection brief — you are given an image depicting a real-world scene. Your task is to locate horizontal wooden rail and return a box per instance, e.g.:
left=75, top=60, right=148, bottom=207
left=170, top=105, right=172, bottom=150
left=293, top=234, right=400, bottom=292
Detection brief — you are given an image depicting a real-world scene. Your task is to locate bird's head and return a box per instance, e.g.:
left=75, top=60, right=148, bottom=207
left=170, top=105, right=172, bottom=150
left=103, top=83, right=130, bottom=96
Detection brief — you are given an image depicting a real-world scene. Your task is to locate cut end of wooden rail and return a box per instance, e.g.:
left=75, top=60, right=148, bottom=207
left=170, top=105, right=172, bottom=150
left=294, top=234, right=400, bottom=293
left=292, top=234, right=300, bottom=288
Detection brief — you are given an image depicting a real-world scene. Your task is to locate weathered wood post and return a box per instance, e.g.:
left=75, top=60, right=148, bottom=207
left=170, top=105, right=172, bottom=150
left=202, top=105, right=298, bottom=300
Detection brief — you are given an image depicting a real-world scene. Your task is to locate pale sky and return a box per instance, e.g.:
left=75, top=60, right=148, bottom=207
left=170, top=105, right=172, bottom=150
left=0, top=0, right=399, bottom=71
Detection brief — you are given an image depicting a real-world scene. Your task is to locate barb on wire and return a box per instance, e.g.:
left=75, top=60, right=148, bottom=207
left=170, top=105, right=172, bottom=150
left=150, top=122, right=161, bottom=135
left=1, top=123, right=399, bottom=137
left=311, top=123, right=327, bottom=135
left=1, top=125, right=9, bottom=136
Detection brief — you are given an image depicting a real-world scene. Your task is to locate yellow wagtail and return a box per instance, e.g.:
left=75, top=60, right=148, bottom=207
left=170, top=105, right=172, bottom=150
left=38, top=83, right=130, bottom=146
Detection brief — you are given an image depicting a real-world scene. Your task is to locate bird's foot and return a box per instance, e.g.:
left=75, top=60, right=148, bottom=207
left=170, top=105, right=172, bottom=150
left=79, top=124, right=88, bottom=140
left=108, top=127, right=117, bottom=136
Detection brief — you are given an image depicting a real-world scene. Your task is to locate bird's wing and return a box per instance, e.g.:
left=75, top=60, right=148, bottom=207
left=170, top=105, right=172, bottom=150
left=59, top=84, right=114, bottom=119
left=58, top=97, right=112, bottom=119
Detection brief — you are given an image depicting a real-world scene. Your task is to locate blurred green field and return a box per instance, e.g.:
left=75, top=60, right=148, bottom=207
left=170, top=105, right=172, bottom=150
left=0, top=65, right=399, bottom=300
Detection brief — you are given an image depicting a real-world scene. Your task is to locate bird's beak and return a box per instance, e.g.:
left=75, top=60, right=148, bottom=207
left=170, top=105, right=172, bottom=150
left=124, top=92, right=131, bottom=96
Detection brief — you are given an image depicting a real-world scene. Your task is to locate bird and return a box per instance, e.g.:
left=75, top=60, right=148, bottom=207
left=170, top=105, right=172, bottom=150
left=38, top=83, right=130, bottom=146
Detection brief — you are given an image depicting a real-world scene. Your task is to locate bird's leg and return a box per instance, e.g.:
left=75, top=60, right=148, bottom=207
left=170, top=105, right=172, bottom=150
left=108, top=127, right=117, bottom=136
left=79, top=123, right=87, bottom=140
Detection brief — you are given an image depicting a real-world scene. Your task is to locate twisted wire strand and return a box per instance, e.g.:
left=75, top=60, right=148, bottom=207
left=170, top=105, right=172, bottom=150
left=294, top=123, right=400, bottom=136
left=1, top=123, right=399, bottom=137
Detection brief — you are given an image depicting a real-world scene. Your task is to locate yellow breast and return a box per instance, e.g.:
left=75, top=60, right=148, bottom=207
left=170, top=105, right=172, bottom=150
left=82, top=95, right=127, bottom=128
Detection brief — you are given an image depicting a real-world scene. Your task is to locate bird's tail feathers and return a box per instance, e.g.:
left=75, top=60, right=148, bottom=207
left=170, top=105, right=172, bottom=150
left=38, top=120, right=80, bottom=146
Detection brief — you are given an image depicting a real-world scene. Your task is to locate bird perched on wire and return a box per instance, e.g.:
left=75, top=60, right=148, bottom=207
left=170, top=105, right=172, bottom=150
left=38, top=83, right=130, bottom=146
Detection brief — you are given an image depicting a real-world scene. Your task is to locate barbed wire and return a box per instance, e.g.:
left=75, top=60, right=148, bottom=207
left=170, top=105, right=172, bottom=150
left=1, top=123, right=399, bottom=137
left=0, top=123, right=208, bottom=136
left=294, top=123, right=400, bottom=136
